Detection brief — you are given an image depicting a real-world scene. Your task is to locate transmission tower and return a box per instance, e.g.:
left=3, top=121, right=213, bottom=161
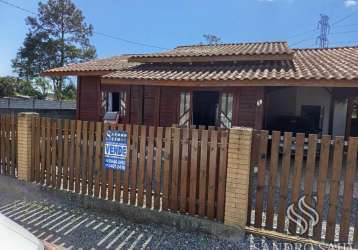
left=317, top=14, right=330, bottom=48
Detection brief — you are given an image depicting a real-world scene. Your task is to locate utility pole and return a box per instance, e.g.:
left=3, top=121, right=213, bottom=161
left=317, top=14, right=330, bottom=48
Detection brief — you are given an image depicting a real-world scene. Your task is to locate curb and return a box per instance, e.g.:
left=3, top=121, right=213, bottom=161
left=40, top=186, right=244, bottom=241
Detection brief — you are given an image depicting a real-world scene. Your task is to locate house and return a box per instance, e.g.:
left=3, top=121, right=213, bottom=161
left=42, top=41, right=358, bottom=137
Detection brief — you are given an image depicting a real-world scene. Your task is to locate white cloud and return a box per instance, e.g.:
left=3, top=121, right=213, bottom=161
left=344, top=0, right=358, bottom=7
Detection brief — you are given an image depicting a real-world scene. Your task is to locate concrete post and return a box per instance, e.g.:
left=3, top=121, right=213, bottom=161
left=17, top=112, right=39, bottom=181
left=224, top=127, right=253, bottom=228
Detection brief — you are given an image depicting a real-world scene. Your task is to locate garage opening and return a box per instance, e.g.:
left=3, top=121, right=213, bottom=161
left=192, top=91, right=219, bottom=127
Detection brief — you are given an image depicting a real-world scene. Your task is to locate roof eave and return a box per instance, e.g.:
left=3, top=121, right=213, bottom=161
left=40, top=70, right=116, bottom=77
left=101, top=77, right=358, bottom=88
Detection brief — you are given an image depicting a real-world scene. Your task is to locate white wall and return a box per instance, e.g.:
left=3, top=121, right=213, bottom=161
left=266, top=87, right=338, bottom=134
left=295, top=87, right=331, bottom=134
left=332, top=99, right=348, bottom=137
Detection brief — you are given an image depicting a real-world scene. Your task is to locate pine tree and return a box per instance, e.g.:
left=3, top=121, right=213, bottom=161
left=12, top=0, right=96, bottom=100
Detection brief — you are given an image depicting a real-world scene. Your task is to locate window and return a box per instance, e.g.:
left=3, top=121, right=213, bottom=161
left=179, top=92, right=191, bottom=127
left=219, top=93, right=233, bottom=128
left=102, top=91, right=127, bottom=117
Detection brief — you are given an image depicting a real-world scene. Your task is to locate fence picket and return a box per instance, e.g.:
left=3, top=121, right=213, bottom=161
left=277, top=132, right=292, bottom=233
left=11, top=114, right=17, bottom=177
left=207, top=130, right=218, bottom=220
left=74, top=120, right=82, bottom=193
left=154, top=127, right=163, bottom=210
left=87, top=122, right=95, bottom=196
left=5, top=116, right=9, bottom=175
left=265, top=131, right=280, bottom=230
left=162, top=127, right=172, bottom=211
left=137, top=125, right=147, bottom=207
left=115, top=124, right=124, bottom=202
left=0, top=116, right=4, bottom=175
left=62, top=120, right=69, bottom=190
left=107, top=123, right=116, bottom=201
left=68, top=120, right=76, bottom=191
left=288, top=133, right=305, bottom=234
left=45, top=118, right=51, bottom=185
left=179, top=128, right=189, bottom=213
left=199, top=129, right=208, bottom=217
left=254, top=130, right=268, bottom=228
left=94, top=122, right=102, bottom=197
left=40, top=118, right=46, bottom=185
left=123, top=124, right=131, bottom=204
left=189, top=129, right=199, bottom=215
left=50, top=120, right=57, bottom=187
left=81, top=121, right=88, bottom=195
left=171, top=128, right=180, bottom=211
left=146, top=126, right=155, bottom=209
left=301, top=134, right=318, bottom=236
left=101, top=123, right=110, bottom=199
left=56, top=120, right=63, bottom=189
left=313, top=135, right=331, bottom=240
left=217, top=130, right=228, bottom=222
left=339, top=138, right=358, bottom=242
left=130, top=125, right=139, bottom=205
left=326, top=137, right=344, bottom=242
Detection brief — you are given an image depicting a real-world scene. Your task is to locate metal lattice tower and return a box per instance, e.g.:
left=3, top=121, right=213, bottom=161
left=317, top=14, right=330, bottom=48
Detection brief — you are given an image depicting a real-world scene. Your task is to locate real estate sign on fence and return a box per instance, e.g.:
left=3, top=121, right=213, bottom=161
left=104, top=130, right=128, bottom=170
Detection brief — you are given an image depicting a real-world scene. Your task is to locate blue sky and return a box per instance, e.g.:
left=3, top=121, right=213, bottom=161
left=0, top=0, right=358, bottom=76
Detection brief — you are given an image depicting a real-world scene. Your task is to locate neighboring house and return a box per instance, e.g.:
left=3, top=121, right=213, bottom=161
left=42, top=42, right=358, bottom=137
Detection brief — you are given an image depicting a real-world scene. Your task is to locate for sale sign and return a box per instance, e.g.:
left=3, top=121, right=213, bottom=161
left=104, top=130, right=128, bottom=170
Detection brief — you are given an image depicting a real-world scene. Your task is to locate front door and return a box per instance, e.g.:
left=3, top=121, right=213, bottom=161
left=192, top=91, right=219, bottom=127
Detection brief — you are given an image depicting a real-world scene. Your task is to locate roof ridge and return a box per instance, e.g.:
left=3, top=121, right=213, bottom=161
left=176, top=41, right=288, bottom=49
left=294, top=45, right=358, bottom=51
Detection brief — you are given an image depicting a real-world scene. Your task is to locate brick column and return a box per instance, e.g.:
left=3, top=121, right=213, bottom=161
left=17, top=112, right=38, bottom=181
left=224, top=127, right=253, bottom=228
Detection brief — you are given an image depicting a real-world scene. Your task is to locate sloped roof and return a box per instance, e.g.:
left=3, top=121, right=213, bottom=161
left=102, top=46, right=358, bottom=84
left=42, top=42, right=358, bottom=86
left=128, top=42, right=293, bottom=62
left=42, top=55, right=139, bottom=76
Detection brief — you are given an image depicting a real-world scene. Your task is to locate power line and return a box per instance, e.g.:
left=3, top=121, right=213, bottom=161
left=0, top=0, right=167, bottom=50
left=330, top=30, right=358, bottom=35
left=93, top=32, right=168, bottom=50
left=288, top=8, right=358, bottom=43
left=331, top=9, right=358, bottom=26
left=290, top=37, right=315, bottom=47
left=0, top=0, right=36, bottom=14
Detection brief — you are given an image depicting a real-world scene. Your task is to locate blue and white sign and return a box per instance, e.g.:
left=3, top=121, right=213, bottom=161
left=104, top=130, right=128, bottom=170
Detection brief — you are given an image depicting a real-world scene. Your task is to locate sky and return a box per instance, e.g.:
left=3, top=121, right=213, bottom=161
left=0, top=0, right=358, bottom=76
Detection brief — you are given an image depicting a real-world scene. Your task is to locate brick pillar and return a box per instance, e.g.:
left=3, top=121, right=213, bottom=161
left=17, top=112, right=38, bottom=181
left=224, top=127, right=253, bottom=228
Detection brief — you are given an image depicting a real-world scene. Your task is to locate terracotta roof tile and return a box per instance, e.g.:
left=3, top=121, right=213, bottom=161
left=129, top=42, right=292, bottom=59
left=42, top=55, right=139, bottom=75
left=103, top=46, right=358, bottom=82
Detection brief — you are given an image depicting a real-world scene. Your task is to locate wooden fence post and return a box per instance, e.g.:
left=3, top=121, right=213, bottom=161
left=17, top=112, right=38, bottom=181
left=224, top=127, right=253, bottom=228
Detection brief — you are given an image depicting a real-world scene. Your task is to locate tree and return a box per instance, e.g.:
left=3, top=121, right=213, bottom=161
left=12, top=0, right=96, bottom=100
left=203, top=34, right=221, bottom=45
left=0, top=76, right=45, bottom=98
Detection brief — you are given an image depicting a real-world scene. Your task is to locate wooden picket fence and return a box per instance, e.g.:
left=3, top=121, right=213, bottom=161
left=0, top=114, right=17, bottom=177
left=249, top=130, right=358, bottom=246
left=30, top=117, right=229, bottom=221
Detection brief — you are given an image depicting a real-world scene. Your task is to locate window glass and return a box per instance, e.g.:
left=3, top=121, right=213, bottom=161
left=219, top=93, right=233, bottom=128
left=179, top=92, right=191, bottom=127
